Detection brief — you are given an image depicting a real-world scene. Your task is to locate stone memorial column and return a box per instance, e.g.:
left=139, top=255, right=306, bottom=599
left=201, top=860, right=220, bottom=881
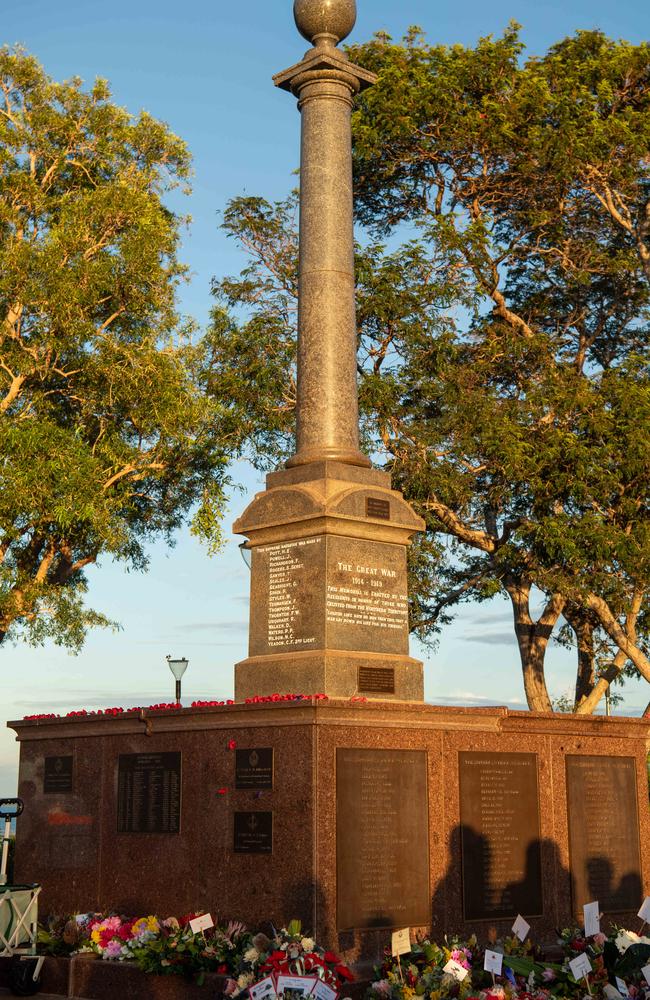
left=280, top=0, right=373, bottom=469
left=233, top=0, right=426, bottom=701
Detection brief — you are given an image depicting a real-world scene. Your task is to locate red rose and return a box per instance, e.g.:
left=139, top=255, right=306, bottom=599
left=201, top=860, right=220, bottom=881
left=228, top=739, right=237, bottom=750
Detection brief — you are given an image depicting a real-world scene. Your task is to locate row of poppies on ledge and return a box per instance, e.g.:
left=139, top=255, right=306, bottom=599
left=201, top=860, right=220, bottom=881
left=22, top=693, right=368, bottom=720
left=38, top=911, right=650, bottom=1000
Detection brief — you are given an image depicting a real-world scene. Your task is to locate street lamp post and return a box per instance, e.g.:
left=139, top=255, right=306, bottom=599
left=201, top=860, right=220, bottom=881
left=166, top=655, right=189, bottom=706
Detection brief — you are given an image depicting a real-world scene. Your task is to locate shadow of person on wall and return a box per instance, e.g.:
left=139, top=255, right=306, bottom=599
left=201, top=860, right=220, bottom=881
left=499, top=840, right=543, bottom=917
left=431, top=825, right=494, bottom=935
left=585, top=856, right=643, bottom=915
left=431, top=828, right=576, bottom=938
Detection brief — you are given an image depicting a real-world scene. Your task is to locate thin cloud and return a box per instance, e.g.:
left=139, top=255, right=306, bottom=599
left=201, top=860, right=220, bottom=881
left=173, top=621, right=247, bottom=634
left=433, top=692, right=525, bottom=707
left=471, top=611, right=512, bottom=626
left=463, top=631, right=516, bottom=645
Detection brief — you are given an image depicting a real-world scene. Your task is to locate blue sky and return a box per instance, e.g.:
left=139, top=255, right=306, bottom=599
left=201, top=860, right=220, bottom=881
left=1, top=0, right=648, bottom=796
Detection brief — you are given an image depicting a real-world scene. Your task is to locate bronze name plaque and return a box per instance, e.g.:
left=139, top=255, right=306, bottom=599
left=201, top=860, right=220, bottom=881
left=117, top=752, right=181, bottom=834
left=366, top=498, right=390, bottom=520
left=234, top=811, right=273, bottom=853
left=566, top=755, right=642, bottom=913
left=459, top=751, right=543, bottom=920
left=235, top=748, right=274, bottom=789
left=336, top=748, right=429, bottom=929
left=44, top=755, right=73, bottom=794
left=358, top=666, right=395, bottom=693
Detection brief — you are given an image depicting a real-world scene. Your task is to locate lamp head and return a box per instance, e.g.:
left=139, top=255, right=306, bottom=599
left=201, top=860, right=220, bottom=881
left=166, top=655, right=189, bottom=681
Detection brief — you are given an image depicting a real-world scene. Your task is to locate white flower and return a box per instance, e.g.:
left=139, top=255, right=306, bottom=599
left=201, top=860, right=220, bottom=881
left=301, top=938, right=315, bottom=953
left=615, top=931, right=641, bottom=954
left=244, top=948, right=260, bottom=964
left=238, top=974, right=255, bottom=989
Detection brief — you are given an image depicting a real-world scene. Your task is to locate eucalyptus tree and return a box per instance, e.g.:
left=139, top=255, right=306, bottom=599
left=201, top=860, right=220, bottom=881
left=0, top=49, right=236, bottom=649
left=209, top=27, right=650, bottom=712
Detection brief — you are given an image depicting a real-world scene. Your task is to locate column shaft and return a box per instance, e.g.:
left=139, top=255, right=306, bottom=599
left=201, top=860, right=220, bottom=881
left=287, top=75, right=369, bottom=468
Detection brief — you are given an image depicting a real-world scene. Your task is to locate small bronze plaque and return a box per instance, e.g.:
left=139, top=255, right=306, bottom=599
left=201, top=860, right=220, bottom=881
left=337, top=749, right=429, bottom=929
left=44, top=755, right=73, bottom=794
left=117, top=752, right=181, bottom=834
left=459, top=751, right=543, bottom=920
left=566, top=755, right=642, bottom=914
left=234, top=811, right=273, bottom=853
left=235, top=748, right=274, bottom=789
left=358, top=666, right=395, bottom=694
left=366, top=497, right=390, bottom=520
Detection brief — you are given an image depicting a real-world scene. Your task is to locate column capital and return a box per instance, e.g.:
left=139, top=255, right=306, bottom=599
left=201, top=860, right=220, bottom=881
left=273, top=47, right=377, bottom=97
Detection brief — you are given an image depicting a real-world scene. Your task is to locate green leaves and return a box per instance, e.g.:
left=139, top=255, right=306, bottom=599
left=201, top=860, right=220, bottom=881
left=0, top=49, right=231, bottom=649
left=209, top=25, right=650, bottom=710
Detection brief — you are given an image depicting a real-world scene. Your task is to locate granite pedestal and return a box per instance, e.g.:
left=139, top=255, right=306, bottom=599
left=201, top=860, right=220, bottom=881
left=234, top=462, right=425, bottom=702
left=9, top=701, right=650, bottom=966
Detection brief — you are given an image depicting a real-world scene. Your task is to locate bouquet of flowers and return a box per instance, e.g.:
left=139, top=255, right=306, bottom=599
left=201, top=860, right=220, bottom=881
left=130, top=916, right=251, bottom=984
left=369, top=935, right=479, bottom=1000
left=225, top=920, right=353, bottom=997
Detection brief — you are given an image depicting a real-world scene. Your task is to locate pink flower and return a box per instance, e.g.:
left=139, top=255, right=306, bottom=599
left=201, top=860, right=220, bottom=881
left=104, top=939, right=123, bottom=959
left=372, top=981, right=392, bottom=997
left=593, top=933, right=606, bottom=947
left=542, top=969, right=556, bottom=982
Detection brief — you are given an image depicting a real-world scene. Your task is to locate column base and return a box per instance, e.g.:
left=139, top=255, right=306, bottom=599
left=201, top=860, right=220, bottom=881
left=234, top=649, right=424, bottom=702
left=285, top=445, right=371, bottom=469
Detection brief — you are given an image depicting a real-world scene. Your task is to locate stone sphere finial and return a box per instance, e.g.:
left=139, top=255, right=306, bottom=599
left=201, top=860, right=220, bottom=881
left=293, top=0, right=357, bottom=47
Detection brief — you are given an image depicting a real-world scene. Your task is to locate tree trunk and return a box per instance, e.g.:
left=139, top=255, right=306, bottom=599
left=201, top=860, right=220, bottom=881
left=504, top=577, right=564, bottom=712
left=563, top=604, right=596, bottom=709
left=585, top=591, right=650, bottom=683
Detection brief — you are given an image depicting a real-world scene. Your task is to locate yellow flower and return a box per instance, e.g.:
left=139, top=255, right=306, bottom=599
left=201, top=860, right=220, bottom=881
left=91, top=930, right=101, bottom=943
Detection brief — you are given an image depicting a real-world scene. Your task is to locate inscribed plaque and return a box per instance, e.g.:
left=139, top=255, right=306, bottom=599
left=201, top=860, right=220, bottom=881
left=249, top=534, right=410, bottom=658
left=336, top=748, right=429, bottom=930
left=44, top=755, right=73, bottom=794
left=366, top=498, right=390, bottom=520
left=358, top=666, right=395, bottom=693
left=235, top=748, right=274, bottom=789
left=459, top=752, right=542, bottom=920
left=117, top=752, right=181, bottom=834
left=250, top=537, right=325, bottom=655
left=325, top=535, right=409, bottom=655
left=566, top=755, right=642, bottom=913
left=234, top=811, right=273, bottom=853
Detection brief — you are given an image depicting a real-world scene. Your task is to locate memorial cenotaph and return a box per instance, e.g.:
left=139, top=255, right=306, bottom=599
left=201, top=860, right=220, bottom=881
left=234, top=0, right=425, bottom=703
left=7, top=0, right=650, bottom=974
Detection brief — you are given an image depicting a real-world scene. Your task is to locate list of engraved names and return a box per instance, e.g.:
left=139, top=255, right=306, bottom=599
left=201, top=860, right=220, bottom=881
left=262, top=538, right=321, bottom=648
left=337, top=749, right=429, bottom=929
left=459, top=752, right=542, bottom=920
left=566, top=755, right=641, bottom=912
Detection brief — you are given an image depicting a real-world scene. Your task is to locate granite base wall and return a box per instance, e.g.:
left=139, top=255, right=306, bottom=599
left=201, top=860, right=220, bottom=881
left=7, top=702, right=650, bottom=967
